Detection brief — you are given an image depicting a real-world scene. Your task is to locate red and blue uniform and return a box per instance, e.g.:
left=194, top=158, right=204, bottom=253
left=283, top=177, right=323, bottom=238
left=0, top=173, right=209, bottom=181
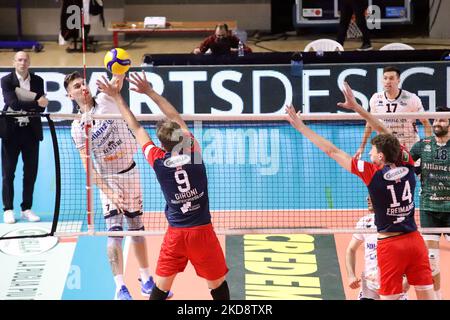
left=351, top=148, right=433, bottom=296
left=143, top=133, right=210, bottom=227
left=351, top=149, right=417, bottom=234
left=142, top=132, right=228, bottom=280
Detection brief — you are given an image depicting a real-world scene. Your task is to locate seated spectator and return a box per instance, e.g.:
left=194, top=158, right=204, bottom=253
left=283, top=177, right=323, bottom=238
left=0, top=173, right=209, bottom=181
left=193, top=23, right=252, bottom=55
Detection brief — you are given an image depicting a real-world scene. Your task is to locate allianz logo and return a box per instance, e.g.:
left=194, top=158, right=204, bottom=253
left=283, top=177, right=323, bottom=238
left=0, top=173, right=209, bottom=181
left=383, top=167, right=409, bottom=181
left=164, top=154, right=192, bottom=168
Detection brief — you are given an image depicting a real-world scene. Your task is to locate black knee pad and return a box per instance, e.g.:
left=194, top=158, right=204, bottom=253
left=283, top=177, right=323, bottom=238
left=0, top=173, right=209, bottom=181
left=149, top=284, right=169, bottom=300
left=210, top=280, right=230, bottom=300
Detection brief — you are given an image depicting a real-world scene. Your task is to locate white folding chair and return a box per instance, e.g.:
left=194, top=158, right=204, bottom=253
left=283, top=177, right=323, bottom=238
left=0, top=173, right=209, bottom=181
left=304, top=39, right=344, bottom=52
left=379, top=43, right=415, bottom=51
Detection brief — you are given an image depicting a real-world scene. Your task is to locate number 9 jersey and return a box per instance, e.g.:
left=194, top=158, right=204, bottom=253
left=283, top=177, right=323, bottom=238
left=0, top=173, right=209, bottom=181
left=351, top=148, right=417, bottom=233
left=142, top=132, right=211, bottom=227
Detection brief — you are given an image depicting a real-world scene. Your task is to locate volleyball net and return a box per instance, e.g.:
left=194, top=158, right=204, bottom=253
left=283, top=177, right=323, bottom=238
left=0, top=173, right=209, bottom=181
left=1, top=111, right=449, bottom=239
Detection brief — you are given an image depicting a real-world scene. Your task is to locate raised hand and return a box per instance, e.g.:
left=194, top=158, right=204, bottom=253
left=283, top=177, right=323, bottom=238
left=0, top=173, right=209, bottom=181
left=285, top=104, right=305, bottom=131
left=127, top=70, right=153, bottom=95
left=96, top=75, right=121, bottom=97
left=337, top=82, right=360, bottom=111
left=354, top=147, right=365, bottom=160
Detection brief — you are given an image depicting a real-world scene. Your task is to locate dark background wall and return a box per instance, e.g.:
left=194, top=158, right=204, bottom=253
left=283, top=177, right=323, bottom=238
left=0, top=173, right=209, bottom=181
left=271, top=0, right=430, bottom=36
left=0, top=0, right=271, bottom=38
left=0, top=0, right=438, bottom=39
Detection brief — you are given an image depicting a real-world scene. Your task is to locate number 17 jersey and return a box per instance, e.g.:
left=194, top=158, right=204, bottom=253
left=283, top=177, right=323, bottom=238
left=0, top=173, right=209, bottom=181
left=369, top=89, right=425, bottom=149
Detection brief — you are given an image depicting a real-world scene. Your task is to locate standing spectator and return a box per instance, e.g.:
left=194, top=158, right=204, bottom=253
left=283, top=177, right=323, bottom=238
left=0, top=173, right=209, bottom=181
left=337, top=0, right=372, bottom=51
left=286, top=82, right=435, bottom=300
left=193, top=23, right=252, bottom=56
left=1, top=51, right=48, bottom=224
left=410, top=106, right=450, bottom=300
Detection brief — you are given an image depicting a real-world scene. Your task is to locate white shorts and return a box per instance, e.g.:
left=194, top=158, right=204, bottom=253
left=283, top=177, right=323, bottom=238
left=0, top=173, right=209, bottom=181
left=359, top=274, right=380, bottom=300
left=99, top=164, right=144, bottom=232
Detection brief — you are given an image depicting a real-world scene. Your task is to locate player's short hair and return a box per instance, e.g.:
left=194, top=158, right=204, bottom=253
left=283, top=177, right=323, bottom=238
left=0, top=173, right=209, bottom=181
left=436, top=106, right=450, bottom=124
left=215, top=23, right=229, bottom=32
left=156, top=119, right=183, bottom=152
left=64, top=71, right=83, bottom=90
left=371, top=133, right=401, bottom=163
left=383, top=66, right=401, bottom=78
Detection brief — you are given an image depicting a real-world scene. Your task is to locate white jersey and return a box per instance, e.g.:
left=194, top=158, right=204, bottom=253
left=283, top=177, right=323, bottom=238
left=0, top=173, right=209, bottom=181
left=369, top=89, right=425, bottom=149
left=71, top=92, right=138, bottom=175
left=353, top=213, right=379, bottom=291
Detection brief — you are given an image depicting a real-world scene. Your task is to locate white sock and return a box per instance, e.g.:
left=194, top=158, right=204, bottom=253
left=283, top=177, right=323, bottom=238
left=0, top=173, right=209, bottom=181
left=435, top=289, right=442, bottom=300
left=114, top=275, right=125, bottom=290
left=139, top=268, right=151, bottom=283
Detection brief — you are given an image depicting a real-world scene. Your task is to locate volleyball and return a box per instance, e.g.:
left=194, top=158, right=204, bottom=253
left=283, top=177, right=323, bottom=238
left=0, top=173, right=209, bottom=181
left=103, top=48, right=131, bottom=75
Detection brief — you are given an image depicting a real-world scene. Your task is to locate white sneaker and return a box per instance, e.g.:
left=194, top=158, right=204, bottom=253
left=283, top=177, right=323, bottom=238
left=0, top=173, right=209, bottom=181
left=3, top=210, right=16, bottom=224
left=21, top=209, right=40, bottom=222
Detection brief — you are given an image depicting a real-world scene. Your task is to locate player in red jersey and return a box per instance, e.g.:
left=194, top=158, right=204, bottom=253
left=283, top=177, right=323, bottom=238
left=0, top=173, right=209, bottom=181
left=286, top=82, right=434, bottom=300
left=96, top=71, right=229, bottom=300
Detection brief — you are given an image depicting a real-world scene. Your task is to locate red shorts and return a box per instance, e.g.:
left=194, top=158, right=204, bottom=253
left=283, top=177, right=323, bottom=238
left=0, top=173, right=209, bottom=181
left=156, top=223, right=229, bottom=280
left=377, top=231, right=433, bottom=296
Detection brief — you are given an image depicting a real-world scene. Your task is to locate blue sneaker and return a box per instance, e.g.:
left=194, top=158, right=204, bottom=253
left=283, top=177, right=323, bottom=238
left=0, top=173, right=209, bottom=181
left=139, top=276, right=174, bottom=299
left=115, top=285, right=133, bottom=300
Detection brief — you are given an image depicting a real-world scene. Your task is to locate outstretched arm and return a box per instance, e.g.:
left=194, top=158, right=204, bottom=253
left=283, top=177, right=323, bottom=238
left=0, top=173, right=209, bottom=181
left=127, top=71, right=189, bottom=132
left=286, top=105, right=352, bottom=173
left=355, top=124, right=373, bottom=159
left=96, top=76, right=152, bottom=149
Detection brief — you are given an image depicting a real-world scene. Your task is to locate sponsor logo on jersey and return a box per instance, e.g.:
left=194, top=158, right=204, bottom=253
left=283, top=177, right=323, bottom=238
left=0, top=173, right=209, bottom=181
left=164, top=154, right=191, bottom=168
left=91, top=120, right=114, bottom=140
left=383, top=166, right=409, bottom=181
left=424, top=145, right=432, bottom=152
left=104, top=151, right=124, bottom=162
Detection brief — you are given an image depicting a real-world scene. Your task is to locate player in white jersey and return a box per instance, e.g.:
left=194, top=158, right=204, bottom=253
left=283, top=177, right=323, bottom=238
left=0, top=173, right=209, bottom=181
left=64, top=71, right=166, bottom=300
left=346, top=209, right=409, bottom=300
left=355, top=66, right=432, bottom=157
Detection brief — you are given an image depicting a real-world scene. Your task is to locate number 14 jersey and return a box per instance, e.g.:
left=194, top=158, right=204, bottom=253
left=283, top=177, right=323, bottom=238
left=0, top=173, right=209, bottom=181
left=142, top=133, right=211, bottom=228
left=351, top=149, right=417, bottom=233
